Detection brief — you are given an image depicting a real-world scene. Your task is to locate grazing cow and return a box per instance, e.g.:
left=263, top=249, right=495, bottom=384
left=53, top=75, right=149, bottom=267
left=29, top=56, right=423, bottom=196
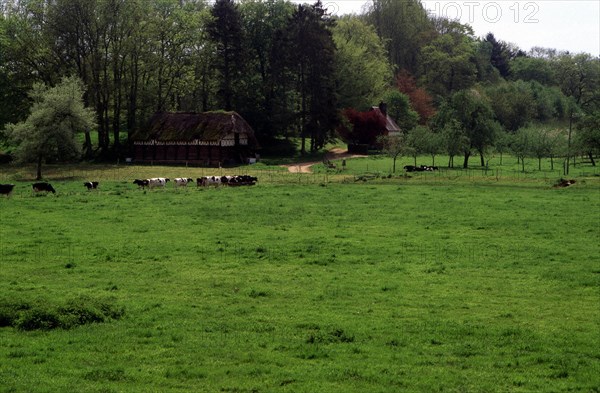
left=174, top=178, right=193, bottom=187
left=148, top=178, right=169, bottom=188
left=32, top=182, right=56, bottom=194
left=133, top=179, right=149, bottom=188
left=554, top=179, right=576, bottom=188
left=234, top=175, right=258, bottom=186
left=0, top=184, right=15, bottom=196
left=197, top=176, right=221, bottom=187
left=84, top=181, right=99, bottom=190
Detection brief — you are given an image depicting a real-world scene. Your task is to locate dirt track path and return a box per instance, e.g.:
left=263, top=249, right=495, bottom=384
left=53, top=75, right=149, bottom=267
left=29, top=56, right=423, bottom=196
left=282, top=148, right=367, bottom=173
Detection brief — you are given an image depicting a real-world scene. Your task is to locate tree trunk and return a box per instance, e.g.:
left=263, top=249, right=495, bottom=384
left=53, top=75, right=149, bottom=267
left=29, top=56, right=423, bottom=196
left=538, top=157, right=542, bottom=171
left=480, top=151, right=485, bottom=167
left=36, top=155, right=43, bottom=180
left=588, top=152, right=596, bottom=166
left=463, top=151, right=470, bottom=168
left=83, top=131, right=93, bottom=159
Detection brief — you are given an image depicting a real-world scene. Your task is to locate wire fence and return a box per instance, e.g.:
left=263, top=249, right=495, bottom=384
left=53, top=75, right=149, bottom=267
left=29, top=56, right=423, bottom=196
left=0, top=161, right=598, bottom=189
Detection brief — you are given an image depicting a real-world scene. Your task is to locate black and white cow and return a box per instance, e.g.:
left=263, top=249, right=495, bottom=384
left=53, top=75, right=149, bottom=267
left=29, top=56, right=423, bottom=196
left=84, top=181, right=99, bottom=190
left=32, top=182, right=56, bottom=194
left=148, top=178, right=169, bottom=188
left=0, top=184, right=15, bottom=196
left=174, top=178, right=193, bottom=187
left=197, top=176, right=221, bottom=187
left=133, top=179, right=149, bottom=188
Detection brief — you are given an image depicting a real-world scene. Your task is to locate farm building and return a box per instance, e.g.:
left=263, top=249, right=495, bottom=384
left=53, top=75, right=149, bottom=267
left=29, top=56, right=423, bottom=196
left=371, top=102, right=401, bottom=136
left=131, top=111, right=259, bottom=166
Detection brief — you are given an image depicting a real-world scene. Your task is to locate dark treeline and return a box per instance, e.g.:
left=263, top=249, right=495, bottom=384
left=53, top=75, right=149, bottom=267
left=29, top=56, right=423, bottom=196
left=0, top=0, right=598, bottom=163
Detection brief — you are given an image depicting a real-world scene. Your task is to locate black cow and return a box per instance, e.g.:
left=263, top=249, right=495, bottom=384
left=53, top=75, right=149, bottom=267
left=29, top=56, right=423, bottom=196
left=32, top=182, right=56, bottom=194
left=84, top=181, right=99, bottom=190
left=403, top=165, right=421, bottom=172
left=133, top=179, right=149, bottom=188
left=0, top=184, right=15, bottom=196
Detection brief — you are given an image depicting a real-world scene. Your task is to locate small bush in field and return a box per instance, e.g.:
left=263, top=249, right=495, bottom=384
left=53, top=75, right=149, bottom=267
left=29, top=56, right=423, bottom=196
left=0, top=296, right=124, bottom=331
left=0, top=300, right=32, bottom=327
left=306, top=328, right=355, bottom=344
left=17, top=308, right=62, bottom=331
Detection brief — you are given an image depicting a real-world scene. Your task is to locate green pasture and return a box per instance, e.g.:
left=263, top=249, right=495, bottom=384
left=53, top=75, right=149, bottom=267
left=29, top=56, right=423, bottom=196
left=0, top=159, right=599, bottom=392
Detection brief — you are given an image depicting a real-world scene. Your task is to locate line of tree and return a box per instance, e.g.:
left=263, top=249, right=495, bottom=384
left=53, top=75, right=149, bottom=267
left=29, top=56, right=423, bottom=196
left=0, top=0, right=598, bottom=168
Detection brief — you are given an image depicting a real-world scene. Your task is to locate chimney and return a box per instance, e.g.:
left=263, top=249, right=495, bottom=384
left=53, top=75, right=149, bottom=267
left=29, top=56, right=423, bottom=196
left=379, top=101, right=388, bottom=117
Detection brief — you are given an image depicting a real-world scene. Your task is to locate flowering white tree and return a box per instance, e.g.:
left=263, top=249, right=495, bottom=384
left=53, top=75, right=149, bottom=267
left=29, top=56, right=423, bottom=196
left=6, top=76, right=96, bottom=179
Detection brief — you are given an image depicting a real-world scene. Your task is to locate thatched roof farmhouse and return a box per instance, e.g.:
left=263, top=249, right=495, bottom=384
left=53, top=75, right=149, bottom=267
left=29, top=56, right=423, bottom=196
left=131, top=111, right=259, bottom=166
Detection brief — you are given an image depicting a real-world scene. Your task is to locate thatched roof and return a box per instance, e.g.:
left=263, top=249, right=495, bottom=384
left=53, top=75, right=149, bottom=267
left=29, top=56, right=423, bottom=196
left=134, top=111, right=258, bottom=146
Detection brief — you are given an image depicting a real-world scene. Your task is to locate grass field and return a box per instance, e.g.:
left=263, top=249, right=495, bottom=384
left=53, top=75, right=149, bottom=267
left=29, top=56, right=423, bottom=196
left=0, top=157, right=599, bottom=392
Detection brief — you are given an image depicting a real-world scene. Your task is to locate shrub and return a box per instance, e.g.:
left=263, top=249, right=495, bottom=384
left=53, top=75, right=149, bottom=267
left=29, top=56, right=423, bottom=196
left=0, top=296, right=124, bottom=331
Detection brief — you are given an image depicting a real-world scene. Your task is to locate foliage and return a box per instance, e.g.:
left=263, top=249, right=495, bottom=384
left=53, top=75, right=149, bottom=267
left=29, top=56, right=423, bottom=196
left=238, top=0, right=295, bottom=141
left=383, top=90, right=419, bottom=132
left=4, top=76, right=96, bottom=179
left=283, top=1, right=338, bottom=152
left=433, top=89, right=500, bottom=167
left=338, top=108, right=387, bottom=146
left=510, top=56, right=556, bottom=85
left=576, top=111, right=600, bottom=165
left=332, top=16, right=392, bottom=111
left=208, top=0, right=246, bottom=111
left=483, top=33, right=523, bottom=78
left=440, top=119, right=468, bottom=167
left=395, top=70, right=436, bottom=125
left=377, top=133, right=405, bottom=172
left=419, top=24, right=478, bottom=99
left=363, top=0, right=433, bottom=73
left=485, top=81, right=535, bottom=132
left=552, top=52, right=600, bottom=113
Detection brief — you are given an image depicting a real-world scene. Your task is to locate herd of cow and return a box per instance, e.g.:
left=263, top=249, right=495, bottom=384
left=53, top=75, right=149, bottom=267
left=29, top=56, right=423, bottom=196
left=403, top=165, right=439, bottom=172
left=133, top=175, right=258, bottom=188
left=0, top=175, right=258, bottom=197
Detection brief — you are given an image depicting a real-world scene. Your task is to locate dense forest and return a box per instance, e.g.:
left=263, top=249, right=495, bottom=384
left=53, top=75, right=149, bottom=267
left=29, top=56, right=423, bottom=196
left=0, top=0, right=598, bottom=167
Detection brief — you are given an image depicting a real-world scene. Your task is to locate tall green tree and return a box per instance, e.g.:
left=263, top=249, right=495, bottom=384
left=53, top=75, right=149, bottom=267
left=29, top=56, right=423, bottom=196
left=0, top=14, right=31, bottom=130
left=553, top=53, right=600, bottom=113
left=5, top=76, right=96, bottom=179
left=419, top=22, right=477, bottom=99
left=364, top=0, right=433, bottom=73
left=483, top=33, right=517, bottom=78
left=485, top=81, right=535, bottom=132
left=238, top=0, right=295, bottom=141
left=510, top=56, right=556, bottom=85
left=433, top=89, right=500, bottom=168
left=576, top=111, right=600, bottom=166
left=332, top=15, right=392, bottom=111
left=383, top=90, right=418, bottom=132
left=284, top=1, right=338, bottom=153
left=207, top=0, right=246, bottom=111
left=378, top=133, right=405, bottom=173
